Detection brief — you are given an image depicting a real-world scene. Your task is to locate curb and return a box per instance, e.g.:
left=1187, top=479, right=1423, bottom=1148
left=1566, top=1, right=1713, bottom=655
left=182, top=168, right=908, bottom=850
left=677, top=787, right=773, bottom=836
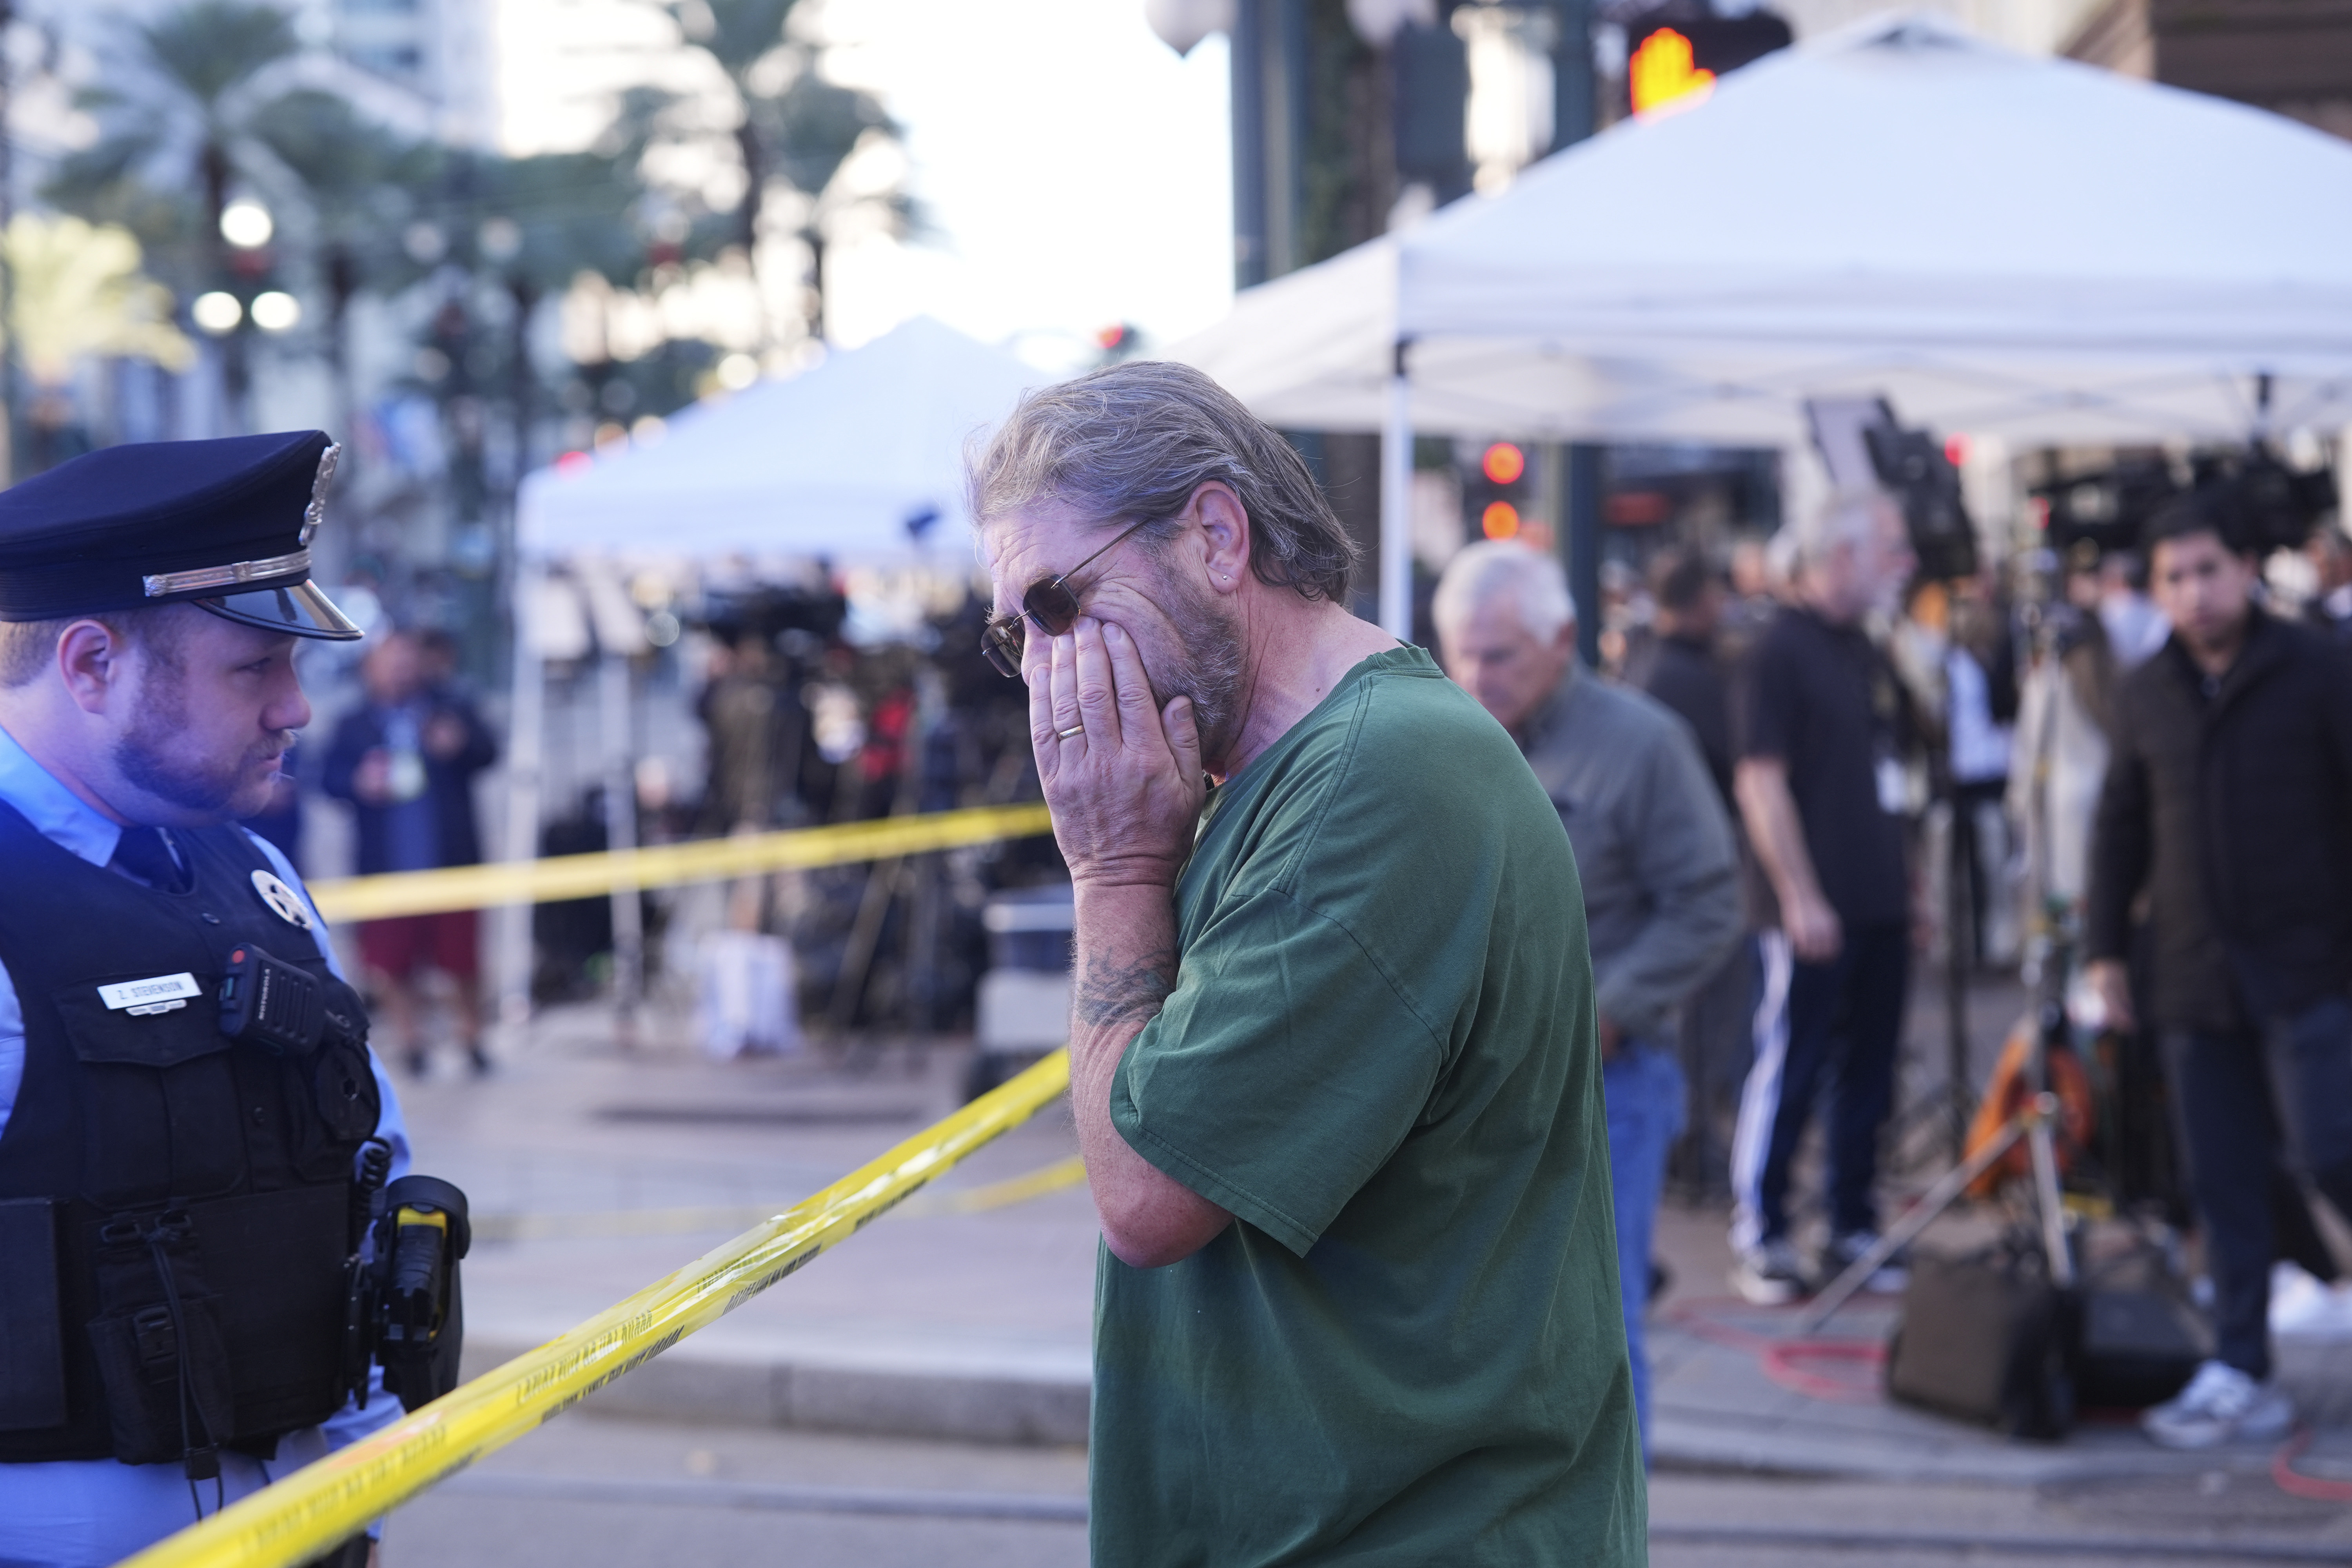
left=459, top=1339, right=1091, bottom=1448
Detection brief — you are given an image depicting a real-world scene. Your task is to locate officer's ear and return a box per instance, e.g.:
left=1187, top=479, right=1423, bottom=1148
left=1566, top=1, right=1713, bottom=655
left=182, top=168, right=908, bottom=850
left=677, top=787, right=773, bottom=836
left=54, top=617, right=134, bottom=715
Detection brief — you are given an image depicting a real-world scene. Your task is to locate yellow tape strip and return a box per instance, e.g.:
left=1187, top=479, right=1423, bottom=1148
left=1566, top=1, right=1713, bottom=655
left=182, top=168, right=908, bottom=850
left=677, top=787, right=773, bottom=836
left=120, top=1050, right=1074, bottom=1568
left=303, top=803, right=1055, bottom=922
left=470, top=1154, right=1089, bottom=1243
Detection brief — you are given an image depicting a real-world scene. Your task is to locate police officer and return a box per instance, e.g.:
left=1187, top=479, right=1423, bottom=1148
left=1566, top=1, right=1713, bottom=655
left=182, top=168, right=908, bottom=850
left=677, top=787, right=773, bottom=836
left=0, top=432, right=409, bottom=1567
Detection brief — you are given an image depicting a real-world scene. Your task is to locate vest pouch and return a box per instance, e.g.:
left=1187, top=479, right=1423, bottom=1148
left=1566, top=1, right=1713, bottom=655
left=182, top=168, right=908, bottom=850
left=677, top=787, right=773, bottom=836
left=192, top=1185, right=352, bottom=1437
left=84, top=1210, right=236, bottom=1468
left=0, top=1198, right=66, bottom=1431
left=286, top=1036, right=381, bottom=1181
left=55, top=981, right=242, bottom=1205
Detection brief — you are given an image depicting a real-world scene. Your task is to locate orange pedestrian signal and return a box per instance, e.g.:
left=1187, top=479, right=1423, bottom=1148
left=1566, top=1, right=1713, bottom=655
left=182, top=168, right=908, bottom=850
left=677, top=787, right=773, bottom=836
left=1481, top=442, right=1525, bottom=485
left=1482, top=501, right=1521, bottom=540
left=1630, top=28, right=1715, bottom=117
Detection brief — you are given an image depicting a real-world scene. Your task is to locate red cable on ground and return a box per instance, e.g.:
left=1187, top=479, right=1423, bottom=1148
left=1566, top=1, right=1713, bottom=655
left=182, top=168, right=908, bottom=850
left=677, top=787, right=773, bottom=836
left=2272, top=1427, right=2352, bottom=1503
left=1657, top=1296, right=1887, bottom=1404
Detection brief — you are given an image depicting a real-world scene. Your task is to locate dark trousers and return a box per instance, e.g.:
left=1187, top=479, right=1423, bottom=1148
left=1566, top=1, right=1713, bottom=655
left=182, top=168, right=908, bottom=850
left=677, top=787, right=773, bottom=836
left=2162, top=995, right=2352, bottom=1379
left=1732, top=922, right=1910, bottom=1249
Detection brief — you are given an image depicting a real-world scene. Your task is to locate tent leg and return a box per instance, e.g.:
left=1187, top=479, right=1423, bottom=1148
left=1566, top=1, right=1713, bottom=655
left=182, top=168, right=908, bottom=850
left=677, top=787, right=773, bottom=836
left=1379, top=345, right=1413, bottom=639
left=495, top=563, right=547, bottom=1045
left=600, top=646, right=643, bottom=1048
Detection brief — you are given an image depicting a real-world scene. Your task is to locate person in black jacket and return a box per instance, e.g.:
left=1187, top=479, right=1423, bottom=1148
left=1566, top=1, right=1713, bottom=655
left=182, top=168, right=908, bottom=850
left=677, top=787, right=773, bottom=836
left=323, top=628, right=499, bottom=1077
left=2086, top=494, right=2352, bottom=1450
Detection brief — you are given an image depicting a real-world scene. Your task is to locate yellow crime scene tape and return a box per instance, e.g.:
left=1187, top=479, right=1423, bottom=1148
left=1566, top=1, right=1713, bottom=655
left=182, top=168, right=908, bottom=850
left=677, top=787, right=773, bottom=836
left=121, top=1049, right=1074, bottom=1568
left=468, top=1153, right=1090, bottom=1243
left=303, top=802, right=1055, bottom=922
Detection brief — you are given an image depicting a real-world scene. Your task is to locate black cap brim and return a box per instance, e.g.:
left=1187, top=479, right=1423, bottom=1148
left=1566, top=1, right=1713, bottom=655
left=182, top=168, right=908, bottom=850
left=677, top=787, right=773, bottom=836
left=194, top=580, right=365, bottom=641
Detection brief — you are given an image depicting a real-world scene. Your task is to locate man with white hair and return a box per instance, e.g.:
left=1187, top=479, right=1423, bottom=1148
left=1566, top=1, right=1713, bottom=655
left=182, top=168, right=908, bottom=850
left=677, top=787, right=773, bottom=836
left=1729, top=492, right=1919, bottom=1304
left=1434, top=541, right=1742, bottom=1455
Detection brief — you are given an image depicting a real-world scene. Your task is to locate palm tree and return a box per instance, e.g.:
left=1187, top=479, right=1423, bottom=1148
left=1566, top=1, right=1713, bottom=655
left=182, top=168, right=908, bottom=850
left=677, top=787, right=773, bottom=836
left=44, top=1, right=303, bottom=428
left=664, top=0, right=914, bottom=342
left=4, top=214, right=194, bottom=386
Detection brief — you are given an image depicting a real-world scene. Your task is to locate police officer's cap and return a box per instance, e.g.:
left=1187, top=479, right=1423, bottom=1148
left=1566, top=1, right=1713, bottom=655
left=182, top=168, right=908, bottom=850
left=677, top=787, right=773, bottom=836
left=0, top=430, right=361, bottom=641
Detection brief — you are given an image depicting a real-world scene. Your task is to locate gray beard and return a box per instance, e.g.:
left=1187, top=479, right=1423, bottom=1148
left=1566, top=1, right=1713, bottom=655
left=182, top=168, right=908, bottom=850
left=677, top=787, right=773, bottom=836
left=1151, top=568, right=1248, bottom=762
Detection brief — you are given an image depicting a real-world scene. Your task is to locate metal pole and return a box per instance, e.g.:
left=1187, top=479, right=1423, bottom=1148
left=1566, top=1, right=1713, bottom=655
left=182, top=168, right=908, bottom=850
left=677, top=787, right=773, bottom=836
left=599, top=647, right=642, bottom=1046
left=1565, top=444, right=1603, bottom=666
left=495, top=560, right=548, bottom=1039
left=1229, top=0, right=1267, bottom=290
left=1379, top=341, right=1414, bottom=639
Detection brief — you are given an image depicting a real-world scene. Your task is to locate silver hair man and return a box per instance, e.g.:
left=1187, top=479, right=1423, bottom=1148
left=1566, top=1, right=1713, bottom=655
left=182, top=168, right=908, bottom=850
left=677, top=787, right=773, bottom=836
left=1431, top=539, right=1577, bottom=646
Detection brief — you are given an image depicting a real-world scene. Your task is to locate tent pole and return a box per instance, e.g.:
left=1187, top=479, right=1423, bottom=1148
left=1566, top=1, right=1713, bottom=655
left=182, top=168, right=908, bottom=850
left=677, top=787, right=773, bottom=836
left=600, top=644, right=644, bottom=1048
left=495, top=560, right=548, bottom=1044
left=1379, top=339, right=1414, bottom=639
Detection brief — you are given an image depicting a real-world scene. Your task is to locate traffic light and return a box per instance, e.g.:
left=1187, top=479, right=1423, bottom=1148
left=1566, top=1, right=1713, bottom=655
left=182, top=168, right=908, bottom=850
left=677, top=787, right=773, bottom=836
left=1466, top=441, right=1532, bottom=542
left=1625, top=10, right=1793, bottom=117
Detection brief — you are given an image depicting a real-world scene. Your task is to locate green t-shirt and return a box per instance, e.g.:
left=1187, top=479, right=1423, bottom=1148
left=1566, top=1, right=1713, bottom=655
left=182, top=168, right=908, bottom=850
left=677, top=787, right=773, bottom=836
left=1094, top=646, right=1645, bottom=1566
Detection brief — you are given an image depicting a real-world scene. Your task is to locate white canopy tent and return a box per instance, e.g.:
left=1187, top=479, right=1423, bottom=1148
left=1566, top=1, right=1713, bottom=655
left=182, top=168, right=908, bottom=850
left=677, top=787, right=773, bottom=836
left=498, top=316, right=1049, bottom=1033
left=516, top=313, right=1045, bottom=563
left=1167, top=12, right=2352, bottom=632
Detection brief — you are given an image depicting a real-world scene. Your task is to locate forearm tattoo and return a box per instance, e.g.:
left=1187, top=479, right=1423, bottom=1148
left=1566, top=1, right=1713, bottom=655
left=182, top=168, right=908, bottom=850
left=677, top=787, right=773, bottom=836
left=1074, top=946, right=1177, bottom=1031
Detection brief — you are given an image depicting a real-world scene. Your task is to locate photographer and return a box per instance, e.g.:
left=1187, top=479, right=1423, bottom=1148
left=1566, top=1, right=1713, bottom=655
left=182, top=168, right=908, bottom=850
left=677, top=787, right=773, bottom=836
left=2086, top=493, right=2352, bottom=1449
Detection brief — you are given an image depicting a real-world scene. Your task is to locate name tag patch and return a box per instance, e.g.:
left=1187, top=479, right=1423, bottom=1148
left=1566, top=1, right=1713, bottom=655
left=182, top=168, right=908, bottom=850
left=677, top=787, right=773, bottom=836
left=98, top=973, right=201, bottom=1017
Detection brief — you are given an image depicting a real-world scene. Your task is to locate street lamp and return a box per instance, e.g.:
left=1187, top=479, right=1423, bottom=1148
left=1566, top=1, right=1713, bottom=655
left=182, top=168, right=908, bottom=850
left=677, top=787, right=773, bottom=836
left=191, top=290, right=242, bottom=335
left=250, top=290, right=301, bottom=332
left=220, top=199, right=273, bottom=250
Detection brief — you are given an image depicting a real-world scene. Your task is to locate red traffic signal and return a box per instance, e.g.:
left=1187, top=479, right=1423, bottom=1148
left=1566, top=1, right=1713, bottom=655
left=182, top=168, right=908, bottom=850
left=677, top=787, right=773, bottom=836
left=1481, top=442, right=1525, bottom=485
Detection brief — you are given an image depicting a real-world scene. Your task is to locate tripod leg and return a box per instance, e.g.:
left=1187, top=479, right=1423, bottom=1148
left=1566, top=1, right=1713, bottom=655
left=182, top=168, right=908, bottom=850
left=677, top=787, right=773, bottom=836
left=1798, top=1116, right=2027, bottom=1335
left=2027, top=1115, right=2074, bottom=1287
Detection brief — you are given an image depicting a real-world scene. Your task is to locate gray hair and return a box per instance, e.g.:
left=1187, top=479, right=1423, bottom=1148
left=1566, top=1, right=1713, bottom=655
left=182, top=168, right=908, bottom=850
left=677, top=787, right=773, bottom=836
left=1431, top=540, right=1576, bottom=644
left=1780, top=487, right=1899, bottom=570
left=966, top=361, right=1357, bottom=603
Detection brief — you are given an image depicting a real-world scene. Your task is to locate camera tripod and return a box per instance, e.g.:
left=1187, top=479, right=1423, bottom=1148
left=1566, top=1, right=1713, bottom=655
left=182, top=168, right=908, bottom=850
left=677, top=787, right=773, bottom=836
left=1798, top=945, right=2077, bottom=1336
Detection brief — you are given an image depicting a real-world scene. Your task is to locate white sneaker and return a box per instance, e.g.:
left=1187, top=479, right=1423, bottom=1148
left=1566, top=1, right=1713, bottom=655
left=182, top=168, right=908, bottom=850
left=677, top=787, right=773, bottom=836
left=2141, top=1359, right=2294, bottom=1450
left=1731, top=1238, right=1809, bottom=1306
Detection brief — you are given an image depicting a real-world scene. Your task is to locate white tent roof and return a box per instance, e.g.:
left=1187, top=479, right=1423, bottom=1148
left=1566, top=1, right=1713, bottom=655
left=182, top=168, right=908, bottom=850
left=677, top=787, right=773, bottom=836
left=1171, top=12, right=2352, bottom=446
left=516, top=315, right=1047, bottom=561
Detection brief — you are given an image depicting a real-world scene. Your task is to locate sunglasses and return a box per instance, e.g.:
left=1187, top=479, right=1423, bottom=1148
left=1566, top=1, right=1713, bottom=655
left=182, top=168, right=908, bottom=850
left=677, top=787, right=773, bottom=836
left=979, top=516, right=1157, bottom=678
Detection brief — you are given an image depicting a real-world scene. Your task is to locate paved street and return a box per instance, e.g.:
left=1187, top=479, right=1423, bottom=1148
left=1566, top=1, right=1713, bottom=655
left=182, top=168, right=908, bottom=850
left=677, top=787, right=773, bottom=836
left=383, top=1412, right=2352, bottom=1567
left=365, top=981, right=2352, bottom=1561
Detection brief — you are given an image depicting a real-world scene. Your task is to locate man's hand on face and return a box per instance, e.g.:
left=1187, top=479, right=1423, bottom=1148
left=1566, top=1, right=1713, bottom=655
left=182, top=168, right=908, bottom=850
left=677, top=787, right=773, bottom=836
left=1032, top=616, right=1205, bottom=890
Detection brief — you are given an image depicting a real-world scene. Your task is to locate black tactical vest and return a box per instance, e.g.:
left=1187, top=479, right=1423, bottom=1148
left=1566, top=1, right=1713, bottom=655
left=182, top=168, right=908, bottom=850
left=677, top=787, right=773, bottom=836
left=0, top=802, right=380, bottom=1464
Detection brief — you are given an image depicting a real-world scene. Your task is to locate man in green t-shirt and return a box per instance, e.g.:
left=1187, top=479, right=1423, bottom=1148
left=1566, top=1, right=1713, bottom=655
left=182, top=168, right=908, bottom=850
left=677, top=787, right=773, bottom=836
left=967, top=361, right=1644, bottom=1565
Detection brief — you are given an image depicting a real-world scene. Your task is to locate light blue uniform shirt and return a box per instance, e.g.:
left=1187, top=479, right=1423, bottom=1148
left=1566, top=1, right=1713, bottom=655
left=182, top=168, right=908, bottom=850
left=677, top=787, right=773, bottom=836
left=0, top=724, right=412, bottom=1568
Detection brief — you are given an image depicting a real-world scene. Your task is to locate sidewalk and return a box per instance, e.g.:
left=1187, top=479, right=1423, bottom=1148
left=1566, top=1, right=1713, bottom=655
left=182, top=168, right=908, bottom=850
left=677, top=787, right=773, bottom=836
left=416, top=996, right=2352, bottom=1488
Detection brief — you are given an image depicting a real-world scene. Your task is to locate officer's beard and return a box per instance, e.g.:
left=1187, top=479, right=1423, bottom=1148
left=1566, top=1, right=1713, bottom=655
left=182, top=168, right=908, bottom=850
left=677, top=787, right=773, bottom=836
left=113, top=657, right=294, bottom=822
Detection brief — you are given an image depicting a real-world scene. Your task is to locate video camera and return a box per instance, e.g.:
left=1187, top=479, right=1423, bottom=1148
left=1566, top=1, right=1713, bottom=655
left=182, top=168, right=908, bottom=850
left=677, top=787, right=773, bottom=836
left=1804, top=396, right=1978, bottom=581
left=2036, top=447, right=2337, bottom=561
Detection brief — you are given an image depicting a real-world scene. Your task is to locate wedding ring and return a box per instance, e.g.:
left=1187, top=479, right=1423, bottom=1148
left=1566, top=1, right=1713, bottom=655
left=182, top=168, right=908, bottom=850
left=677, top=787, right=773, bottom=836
left=1056, top=724, right=1085, bottom=739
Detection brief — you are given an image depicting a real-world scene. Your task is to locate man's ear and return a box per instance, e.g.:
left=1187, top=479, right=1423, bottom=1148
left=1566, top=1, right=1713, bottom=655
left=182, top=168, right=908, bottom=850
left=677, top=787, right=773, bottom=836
left=1190, top=482, right=1252, bottom=597
left=55, top=619, right=128, bottom=717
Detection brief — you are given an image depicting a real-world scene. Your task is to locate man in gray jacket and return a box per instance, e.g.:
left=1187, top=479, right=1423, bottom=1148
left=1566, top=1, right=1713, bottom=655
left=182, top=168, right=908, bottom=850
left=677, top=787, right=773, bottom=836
left=1436, top=541, right=1743, bottom=1455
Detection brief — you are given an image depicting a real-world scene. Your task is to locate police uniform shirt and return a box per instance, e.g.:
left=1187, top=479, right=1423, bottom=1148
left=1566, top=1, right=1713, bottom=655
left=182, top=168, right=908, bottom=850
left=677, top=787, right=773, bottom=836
left=0, top=722, right=412, bottom=1568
